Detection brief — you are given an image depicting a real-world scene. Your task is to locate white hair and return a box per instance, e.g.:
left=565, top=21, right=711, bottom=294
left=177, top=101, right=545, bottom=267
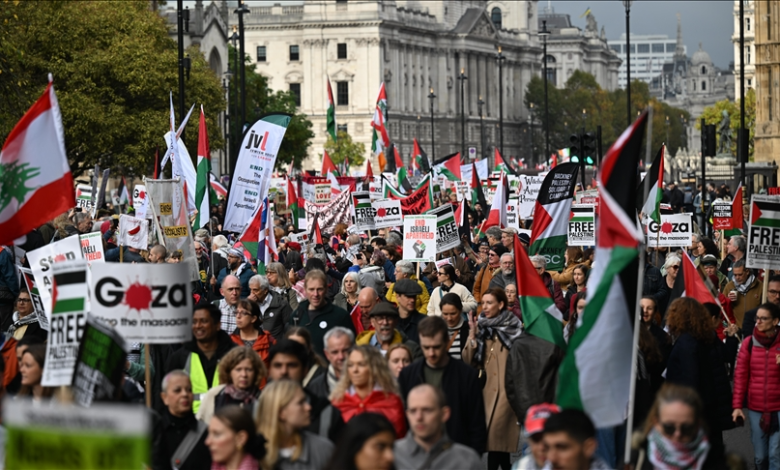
left=324, top=327, right=355, bottom=348
left=249, top=275, right=270, bottom=291
left=530, top=255, right=547, bottom=270
left=341, top=272, right=362, bottom=297
left=162, top=370, right=190, bottom=393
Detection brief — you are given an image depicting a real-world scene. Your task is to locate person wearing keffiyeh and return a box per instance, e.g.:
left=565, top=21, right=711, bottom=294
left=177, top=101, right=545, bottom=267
left=463, top=288, right=523, bottom=470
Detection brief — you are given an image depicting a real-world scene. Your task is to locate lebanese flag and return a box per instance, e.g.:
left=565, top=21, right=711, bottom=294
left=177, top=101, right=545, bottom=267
left=0, top=78, right=75, bottom=246
left=515, top=234, right=566, bottom=349
left=482, top=172, right=508, bottom=230
left=529, top=163, right=580, bottom=272
left=322, top=150, right=339, bottom=177
left=556, top=111, right=647, bottom=428
left=433, top=153, right=462, bottom=181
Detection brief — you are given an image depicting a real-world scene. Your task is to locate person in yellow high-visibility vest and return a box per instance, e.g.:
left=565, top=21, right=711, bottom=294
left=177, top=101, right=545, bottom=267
left=165, top=303, right=237, bottom=413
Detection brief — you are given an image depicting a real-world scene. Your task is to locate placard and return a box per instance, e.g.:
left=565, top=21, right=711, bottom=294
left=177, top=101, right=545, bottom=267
left=27, top=235, right=83, bottom=316
left=90, top=263, right=193, bottom=343
left=5, top=400, right=150, bottom=470
left=79, top=232, right=105, bottom=266
left=403, top=215, right=437, bottom=262
left=289, top=232, right=309, bottom=253
left=568, top=204, right=596, bottom=246
left=507, top=199, right=521, bottom=230
left=431, top=204, right=460, bottom=253
left=19, top=268, right=48, bottom=331
left=352, top=192, right=375, bottom=231
left=518, top=174, right=544, bottom=219
left=646, top=213, right=693, bottom=248
left=712, top=202, right=733, bottom=230
left=372, top=199, right=403, bottom=229
left=71, top=316, right=127, bottom=407
left=75, top=184, right=94, bottom=210
left=42, top=260, right=88, bottom=387
left=133, top=184, right=148, bottom=219
left=746, top=195, right=780, bottom=270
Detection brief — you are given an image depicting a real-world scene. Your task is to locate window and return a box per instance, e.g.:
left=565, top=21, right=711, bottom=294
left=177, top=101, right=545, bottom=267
left=701, top=80, right=706, bottom=91
left=336, top=81, right=349, bottom=105
left=638, top=44, right=649, bottom=53
left=546, top=67, right=557, bottom=87
left=628, top=44, right=635, bottom=53
left=746, top=17, right=751, bottom=31
left=256, top=46, right=266, bottom=62
left=652, top=43, right=665, bottom=53
left=693, top=81, right=696, bottom=91
left=337, top=124, right=348, bottom=133
left=289, top=45, right=299, bottom=61
left=337, top=43, right=347, bottom=59
left=667, top=43, right=676, bottom=52
left=701, top=66, right=706, bottom=74
left=289, top=83, right=301, bottom=106
left=610, top=44, right=621, bottom=53
left=491, top=7, right=502, bottom=29
left=748, top=78, right=752, bottom=86
left=746, top=46, right=752, bottom=64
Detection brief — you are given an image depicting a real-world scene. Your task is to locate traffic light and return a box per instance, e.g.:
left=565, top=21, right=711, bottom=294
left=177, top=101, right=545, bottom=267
left=569, top=134, right=581, bottom=163
left=582, top=132, right=595, bottom=165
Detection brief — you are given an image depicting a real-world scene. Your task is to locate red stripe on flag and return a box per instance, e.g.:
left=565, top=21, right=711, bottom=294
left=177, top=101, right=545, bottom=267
left=2, top=84, right=53, bottom=157
left=0, top=174, right=74, bottom=246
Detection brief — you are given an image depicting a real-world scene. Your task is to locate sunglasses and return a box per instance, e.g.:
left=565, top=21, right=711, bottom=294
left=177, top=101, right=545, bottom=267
left=437, top=272, right=447, bottom=276
left=661, top=422, right=698, bottom=439
left=667, top=265, right=679, bottom=270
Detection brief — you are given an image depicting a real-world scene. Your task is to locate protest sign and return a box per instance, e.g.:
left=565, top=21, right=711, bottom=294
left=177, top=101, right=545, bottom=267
left=90, top=263, right=193, bottom=343
left=372, top=199, right=403, bottom=229
left=42, top=260, right=88, bottom=387
left=746, top=195, right=780, bottom=270
left=460, top=164, right=473, bottom=184
left=304, top=190, right=351, bottom=235
left=75, top=184, right=93, bottom=210
left=475, top=159, right=489, bottom=180
left=20, top=268, right=48, bottom=331
left=646, top=213, right=693, bottom=248
left=352, top=192, right=375, bottom=231
left=78, top=232, right=105, bottom=266
left=71, top=316, right=128, bottom=407
left=145, top=179, right=199, bottom=282
left=517, top=174, right=544, bottom=219
left=454, top=182, right=470, bottom=202
left=302, top=177, right=331, bottom=205
left=117, top=214, right=149, bottom=251
left=5, top=400, right=150, bottom=470
left=435, top=258, right=453, bottom=269
left=712, top=201, right=734, bottom=230
left=507, top=199, right=521, bottom=230
left=289, top=232, right=309, bottom=252
left=133, top=184, right=148, bottom=219
left=403, top=215, right=437, bottom=262
left=431, top=204, right=460, bottom=253
left=568, top=204, right=596, bottom=246
left=224, top=114, right=291, bottom=232
left=368, top=177, right=383, bottom=201
left=27, top=235, right=83, bottom=315
left=386, top=174, right=434, bottom=215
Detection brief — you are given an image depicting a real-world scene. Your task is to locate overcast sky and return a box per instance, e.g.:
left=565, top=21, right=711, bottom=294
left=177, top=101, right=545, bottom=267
left=547, top=1, right=735, bottom=69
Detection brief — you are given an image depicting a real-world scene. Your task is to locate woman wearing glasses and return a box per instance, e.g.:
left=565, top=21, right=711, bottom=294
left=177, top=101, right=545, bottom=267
left=7, top=289, right=47, bottom=341
left=660, top=254, right=681, bottom=316
left=733, top=302, right=780, bottom=470
left=427, top=264, right=477, bottom=317
left=631, top=383, right=725, bottom=469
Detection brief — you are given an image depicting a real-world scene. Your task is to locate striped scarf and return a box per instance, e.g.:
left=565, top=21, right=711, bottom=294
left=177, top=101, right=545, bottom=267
left=648, top=428, right=710, bottom=470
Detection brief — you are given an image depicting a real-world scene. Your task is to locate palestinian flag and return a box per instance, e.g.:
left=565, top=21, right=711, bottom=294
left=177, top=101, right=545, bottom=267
left=371, top=82, right=390, bottom=159
left=194, top=106, right=211, bottom=230
left=286, top=178, right=303, bottom=230
left=116, top=176, right=130, bottom=206
left=529, top=163, right=580, bottom=272
left=455, top=199, right=471, bottom=241
left=384, top=173, right=434, bottom=215
left=210, top=173, right=227, bottom=200
left=515, top=234, right=566, bottom=349
left=51, top=264, right=87, bottom=315
left=322, top=150, right=339, bottom=177
left=342, top=155, right=350, bottom=177
left=350, top=304, right=365, bottom=334
left=433, top=153, right=462, bottom=181
left=366, top=160, right=374, bottom=181
left=637, top=145, right=664, bottom=224
left=412, top=138, right=431, bottom=174
left=679, top=250, right=719, bottom=306
left=470, top=163, right=489, bottom=217
left=750, top=196, right=780, bottom=228
left=326, top=78, right=337, bottom=142
left=556, top=111, right=647, bottom=428
left=310, top=213, right=324, bottom=245
left=494, top=148, right=508, bottom=173
left=0, top=78, right=75, bottom=246
left=393, top=146, right=413, bottom=193
left=238, top=199, right=264, bottom=261
left=725, top=184, right=745, bottom=236
left=482, top=172, right=508, bottom=230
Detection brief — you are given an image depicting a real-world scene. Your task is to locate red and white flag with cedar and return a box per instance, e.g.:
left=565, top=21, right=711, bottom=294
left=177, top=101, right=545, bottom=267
left=0, top=77, right=75, bottom=246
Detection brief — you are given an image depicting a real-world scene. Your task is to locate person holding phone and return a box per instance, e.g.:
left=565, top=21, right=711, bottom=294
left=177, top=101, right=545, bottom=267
left=733, top=302, right=780, bottom=470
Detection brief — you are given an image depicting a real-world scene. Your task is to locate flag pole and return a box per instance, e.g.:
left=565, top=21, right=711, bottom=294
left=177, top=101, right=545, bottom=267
left=720, top=230, right=726, bottom=259
left=144, top=344, right=152, bottom=408
left=119, top=244, right=123, bottom=264
left=763, top=269, right=770, bottom=303
left=624, top=106, right=653, bottom=465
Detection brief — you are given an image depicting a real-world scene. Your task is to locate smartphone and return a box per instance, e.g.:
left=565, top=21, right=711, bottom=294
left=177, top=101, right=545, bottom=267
left=736, top=416, right=745, bottom=427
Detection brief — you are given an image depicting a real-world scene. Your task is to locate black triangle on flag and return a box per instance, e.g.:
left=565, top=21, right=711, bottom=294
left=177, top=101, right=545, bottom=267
left=635, top=145, right=664, bottom=213
left=385, top=142, right=397, bottom=174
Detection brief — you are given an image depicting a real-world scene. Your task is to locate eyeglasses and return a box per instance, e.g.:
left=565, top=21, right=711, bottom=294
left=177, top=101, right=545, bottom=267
left=769, top=290, right=780, bottom=296
left=661, top=422, right=698, bottom=439
left=16, top=298, right=31, bottom=304
left=667, top=265, right=679, bottom=270
left=236, top=310, right=254, bottom=317
left=489, top=253, right=497, bottom=257
left=756, top=316, right=773, bottom=323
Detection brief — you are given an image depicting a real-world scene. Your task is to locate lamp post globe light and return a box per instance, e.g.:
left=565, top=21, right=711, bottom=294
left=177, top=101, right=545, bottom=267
left=428, top=88, right=437, bottom=161
left=539, top=20, right=551, bottom=168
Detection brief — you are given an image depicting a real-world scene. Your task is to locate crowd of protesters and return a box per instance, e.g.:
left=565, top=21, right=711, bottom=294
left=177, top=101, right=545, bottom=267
left=0, top=178, right=774, bottom=470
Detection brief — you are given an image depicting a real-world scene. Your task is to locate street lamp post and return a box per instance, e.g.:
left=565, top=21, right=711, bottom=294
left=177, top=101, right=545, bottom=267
left=177, top=0, right=186, bottom=129
left=228, top=26, right=239, bottom=174
left=478, top=96, right=486, bottom=161
left=496, top=46, right=506, bottom=157
left=222, top=73, right=232, bottom=175
left=236, top=0, right=249, bottom=138
left=458, top=68, right=468, bottom=160
left=528, top=103, right=535, bottom=164
left=428, top=88, right=436, bottom=161
left=539, top=20, right=551, bottom=168
left=623, top=1, right=633, bottom=127
left=665, top=115, right=670, bottom=146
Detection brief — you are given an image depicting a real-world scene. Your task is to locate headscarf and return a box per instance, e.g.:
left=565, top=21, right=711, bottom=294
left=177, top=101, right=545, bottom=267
left=473, top=309, right=523, bottom=364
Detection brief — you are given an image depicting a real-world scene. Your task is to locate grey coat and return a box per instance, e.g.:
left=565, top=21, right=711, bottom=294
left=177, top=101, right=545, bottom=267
left=274, top=431, right=334, bottom=470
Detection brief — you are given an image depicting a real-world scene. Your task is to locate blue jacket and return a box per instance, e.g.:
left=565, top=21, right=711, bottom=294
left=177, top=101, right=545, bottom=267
left=215, top=263, right=253, bottom=298
left=383, top=259, right=396, bottom=283
left=0, top=248, right=18, bottom=298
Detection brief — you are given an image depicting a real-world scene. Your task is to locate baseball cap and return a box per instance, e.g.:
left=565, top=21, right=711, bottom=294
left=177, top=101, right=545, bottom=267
left=524, top=403, right=561, bottom=437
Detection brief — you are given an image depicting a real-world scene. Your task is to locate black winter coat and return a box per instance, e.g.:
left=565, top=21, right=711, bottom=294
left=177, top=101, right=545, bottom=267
left=505, top=333, right=565, bottom=424
left=262, top=290, right=293, bottom=340
left=397, top=311, right=427, bottom=345
left=398, top=358, right=487, bottom=454
left=164, top=331, right=237, bottom=378
left=152, top=409, right=211, bottom=470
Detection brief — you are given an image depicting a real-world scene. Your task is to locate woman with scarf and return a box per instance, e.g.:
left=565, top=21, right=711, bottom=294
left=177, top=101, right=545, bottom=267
left=473, top=245, right=508, bottom=315
left=566, top=264, right=589, bottom=318
left=463, top=288, right=524, bottom=470
left=428, top=264, right=478, bottom=317
left=732, top=302, right=780, bottom=470
left=196, top=346, right=266, bottom=424
left=631, top=383, right=726, bottom=470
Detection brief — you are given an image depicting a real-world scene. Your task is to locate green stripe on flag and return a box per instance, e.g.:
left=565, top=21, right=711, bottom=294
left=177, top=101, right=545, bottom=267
left=53, top=298, right=85, bottom=314
left=570, top=216, right=592, bottom=222
left=755, top=218, right=780, bottom=228
left=521, top=296, right=566, bottom=349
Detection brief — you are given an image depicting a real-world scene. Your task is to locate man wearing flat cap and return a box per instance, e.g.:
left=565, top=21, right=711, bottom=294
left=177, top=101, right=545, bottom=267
left=394, top=279, right=428, bottom=344
left=356, top=302, right=421, bottom=359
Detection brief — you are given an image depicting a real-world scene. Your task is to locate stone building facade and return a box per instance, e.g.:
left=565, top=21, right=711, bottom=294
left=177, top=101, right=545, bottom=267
left=733, top=0, right=756, bottom=98
left=754, top=0, right=780, bottom=171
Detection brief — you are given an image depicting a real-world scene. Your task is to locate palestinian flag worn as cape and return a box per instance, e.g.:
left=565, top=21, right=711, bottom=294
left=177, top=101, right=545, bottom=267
left=432, top=153, right=461, bottom=181
left=637, top=145, right=664, bottom=224
left=529, top=163, right=579, bottom=272
left=556, top=111, right=647, bottom=428
left=0, top=79, right=75, bottom=246
left=515, top=234, right=566, bottom=349
left=194, top=106, right=211, bottom=230
left=326, top=78, right=337, bottom=142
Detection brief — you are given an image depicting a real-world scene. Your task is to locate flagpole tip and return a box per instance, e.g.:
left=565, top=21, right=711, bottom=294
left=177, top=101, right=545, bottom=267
left=48, top=73, right=53, bottom=84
